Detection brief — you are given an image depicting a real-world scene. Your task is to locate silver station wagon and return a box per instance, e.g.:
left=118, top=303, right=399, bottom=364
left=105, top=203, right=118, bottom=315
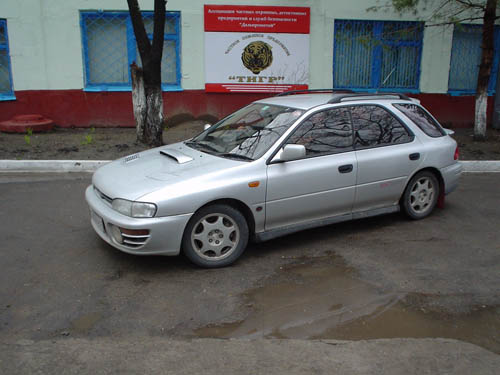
left=86, top=91, right=462, bottom=268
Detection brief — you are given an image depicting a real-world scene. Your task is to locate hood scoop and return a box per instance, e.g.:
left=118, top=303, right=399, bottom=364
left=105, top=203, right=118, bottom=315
left=160, top=149, right=193, bottom=164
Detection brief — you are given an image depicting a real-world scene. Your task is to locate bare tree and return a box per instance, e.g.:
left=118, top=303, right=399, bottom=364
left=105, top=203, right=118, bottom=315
left=475, top=0, right=497, bottom=139
left=370, top=0, right=499, bottom=140
left=127, top=0, right=166, bottom=147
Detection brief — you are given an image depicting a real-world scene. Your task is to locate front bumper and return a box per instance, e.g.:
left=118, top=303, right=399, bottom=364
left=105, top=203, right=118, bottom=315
left=441, top=162, right=462, bottom=195
left=85, top=185, right=192, bottom=256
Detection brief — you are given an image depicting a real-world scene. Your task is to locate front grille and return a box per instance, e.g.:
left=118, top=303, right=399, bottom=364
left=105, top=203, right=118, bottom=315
left=94, top=186, right=113, bottom=205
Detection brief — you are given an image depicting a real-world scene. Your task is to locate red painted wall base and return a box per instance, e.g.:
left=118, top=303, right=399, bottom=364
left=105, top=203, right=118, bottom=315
left=414, top=93, right=493, bottom=129
left=0, top=89, right=492, bottom=128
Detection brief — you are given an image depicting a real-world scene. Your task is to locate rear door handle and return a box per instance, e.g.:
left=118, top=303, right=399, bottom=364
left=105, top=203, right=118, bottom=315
left=338, top=164, right=353, bottom=173
left=409, top=153, right=420, bottom=161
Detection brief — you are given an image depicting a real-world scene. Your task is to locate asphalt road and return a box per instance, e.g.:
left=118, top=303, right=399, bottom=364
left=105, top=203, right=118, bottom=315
left=0, top=172, right=499, bottom=373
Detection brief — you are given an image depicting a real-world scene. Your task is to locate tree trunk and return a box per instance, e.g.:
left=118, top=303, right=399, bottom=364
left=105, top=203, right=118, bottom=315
left=493, top=55, right=500, bottom=129
left=475, top=90, right=488, bottom=140
left=144, top=85, right=164, bottom=146
left=131, top=63, right=146, bottom=141
left=127, top=0, right=166, bottom=147
left=131, top=63, right=164, bottom=146
left=474, top=0, right=497, bottom=141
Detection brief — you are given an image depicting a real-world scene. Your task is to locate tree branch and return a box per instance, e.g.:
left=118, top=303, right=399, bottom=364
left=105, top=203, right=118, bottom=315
left=454, top=0, right=487, bottom=10
left=152, top=0, right=167, bottom=65
left=425, top=16, right=489, bottom=27
left=127, top=0, right=151, bottom=62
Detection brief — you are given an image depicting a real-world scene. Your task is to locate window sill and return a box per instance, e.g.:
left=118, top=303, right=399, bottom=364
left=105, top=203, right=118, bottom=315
left=84, top=85, right=183, bottom=92
left=335, top=87, right=420, bottom=94
left=448, top=90, right=496, bottom=96
left=0, top=94, right=16, bottom=101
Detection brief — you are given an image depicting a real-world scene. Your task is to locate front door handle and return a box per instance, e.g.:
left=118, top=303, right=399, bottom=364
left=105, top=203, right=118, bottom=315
left=338, top=164, right=353, bottom=173
left=409, top=153, right=420, bottom=161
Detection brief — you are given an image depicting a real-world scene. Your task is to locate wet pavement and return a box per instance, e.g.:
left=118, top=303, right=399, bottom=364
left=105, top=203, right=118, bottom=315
left=0, top=172, right=499, bottom=366
left=196, top=258, right=500, bottom=353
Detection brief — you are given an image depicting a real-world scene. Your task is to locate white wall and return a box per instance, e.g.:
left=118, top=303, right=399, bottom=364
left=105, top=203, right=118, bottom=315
left=0, top=0, right=454, bottom=93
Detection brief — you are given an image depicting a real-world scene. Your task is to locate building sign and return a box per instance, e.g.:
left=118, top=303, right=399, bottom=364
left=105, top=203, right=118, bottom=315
left=204, top=5, right=310, bottom=93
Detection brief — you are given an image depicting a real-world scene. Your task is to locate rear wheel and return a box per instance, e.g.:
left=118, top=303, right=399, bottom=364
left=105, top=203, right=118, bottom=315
left=182, top=204, right=249, bottom=268
left=402, top=171, right=439, bottom=220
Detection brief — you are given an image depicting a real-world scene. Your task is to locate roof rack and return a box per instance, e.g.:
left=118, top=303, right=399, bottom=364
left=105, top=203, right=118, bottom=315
left=328, top=92, right=412, bottom=104
left=275, top=89, right=354, bottom=97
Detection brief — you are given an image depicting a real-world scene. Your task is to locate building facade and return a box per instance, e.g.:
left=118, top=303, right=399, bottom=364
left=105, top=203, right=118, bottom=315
left=0, top=0, right=497, bottom=127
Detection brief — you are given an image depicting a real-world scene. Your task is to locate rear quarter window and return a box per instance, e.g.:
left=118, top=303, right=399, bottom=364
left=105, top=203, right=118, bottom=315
left=393, top=103, right=445, bottom=137
left=350, top=105, right=413, bottom=149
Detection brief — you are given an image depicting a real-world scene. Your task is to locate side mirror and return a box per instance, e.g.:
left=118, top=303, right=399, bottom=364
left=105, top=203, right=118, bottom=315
left=274, top=144, right=306, bottom=163
left=444, top=128, right=455, bottom=135
left=204, top=124, right=212, bottom=131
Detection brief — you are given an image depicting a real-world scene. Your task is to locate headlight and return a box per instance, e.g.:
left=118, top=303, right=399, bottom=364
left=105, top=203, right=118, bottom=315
left=112, top=199, right=157, bottom=218
left=131, top=201, right=157, bottom=218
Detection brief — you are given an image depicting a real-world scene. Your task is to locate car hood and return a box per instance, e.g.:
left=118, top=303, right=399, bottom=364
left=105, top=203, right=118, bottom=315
left=92, top=142, right=242, bottom=201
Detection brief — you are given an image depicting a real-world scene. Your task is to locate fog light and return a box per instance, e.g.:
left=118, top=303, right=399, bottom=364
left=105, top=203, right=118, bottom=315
left=110, top=225, right=123, bottom=244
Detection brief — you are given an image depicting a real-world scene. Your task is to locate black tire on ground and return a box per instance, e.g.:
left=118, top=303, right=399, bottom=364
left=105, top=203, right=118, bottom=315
left=182, top=204, right=249, bottom=268
left=401, top=171, right=440, bottom=220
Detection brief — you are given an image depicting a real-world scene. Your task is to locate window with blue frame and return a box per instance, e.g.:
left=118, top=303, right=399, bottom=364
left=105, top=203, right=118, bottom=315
left=448, top=24, right=500, bottom=95
left=80, top=11, right=181, bottom=91
left=333, top=20, right=424, bottom=92
left=0, top=19, right=15, bottom=100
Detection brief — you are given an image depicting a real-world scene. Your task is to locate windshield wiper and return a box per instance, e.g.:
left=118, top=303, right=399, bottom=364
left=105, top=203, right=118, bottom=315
left=184, top=140, right=219, bottom=154
left=186, top=141, right=253, bottom=161
left=216, top=153, right=254, bottom=161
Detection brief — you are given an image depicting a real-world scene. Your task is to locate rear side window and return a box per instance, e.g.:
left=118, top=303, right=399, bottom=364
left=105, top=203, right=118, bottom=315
left=287, top=108, right=353, bottom=157
left=350, top=105, right=413, bottom=149
left=393, top=103, right=445, bottom=137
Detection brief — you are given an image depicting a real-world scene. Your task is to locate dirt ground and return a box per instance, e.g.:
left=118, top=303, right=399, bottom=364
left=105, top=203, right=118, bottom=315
left=0, top=121, right=206, bottom=161
left=0, top=121, right=499, bottom=160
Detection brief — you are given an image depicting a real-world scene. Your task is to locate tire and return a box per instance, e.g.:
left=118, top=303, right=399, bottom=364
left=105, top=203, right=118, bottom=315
left=182, top=204, right=249, bottom=268
left=401, top=171, right=439, bottom=220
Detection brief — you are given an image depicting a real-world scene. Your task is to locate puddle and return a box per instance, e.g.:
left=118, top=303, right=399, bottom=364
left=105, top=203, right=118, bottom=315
left=195, top=261, right=500, bottom=354
left=70, top=312, right=102, bottom=334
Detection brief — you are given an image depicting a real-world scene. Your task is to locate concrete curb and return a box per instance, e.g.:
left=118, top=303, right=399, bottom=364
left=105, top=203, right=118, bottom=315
left=460, top=160, right=500, bottom=172
left=0, top=160, right=110, bottom=172
left=0, top=160, right=499, bottom=173
left=2, top=337, right=499, bottom=375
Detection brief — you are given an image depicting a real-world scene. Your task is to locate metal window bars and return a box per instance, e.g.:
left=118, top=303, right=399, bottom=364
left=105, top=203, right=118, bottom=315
left=0, top=19, right=15, bottom=99
left=80, top=11, right=181, bottom=91
left=448, top=24, right=500, bottom=95
left=333, top=20, right=424, bottom=93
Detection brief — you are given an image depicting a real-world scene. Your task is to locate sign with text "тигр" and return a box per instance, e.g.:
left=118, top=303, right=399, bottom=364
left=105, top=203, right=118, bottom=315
left=204, top=4, right=310, bottom=93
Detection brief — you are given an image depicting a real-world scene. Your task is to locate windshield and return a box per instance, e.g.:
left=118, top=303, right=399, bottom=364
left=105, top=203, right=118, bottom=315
left=186, top=103, right=304, bottom=161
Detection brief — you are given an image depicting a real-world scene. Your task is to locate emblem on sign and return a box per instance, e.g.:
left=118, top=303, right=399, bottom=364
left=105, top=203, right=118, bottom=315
left=241, top=41, right=273, bottom=74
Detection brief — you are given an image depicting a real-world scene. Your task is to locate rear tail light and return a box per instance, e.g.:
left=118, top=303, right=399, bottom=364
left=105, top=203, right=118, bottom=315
left=454, top=146, right=459, bottom=160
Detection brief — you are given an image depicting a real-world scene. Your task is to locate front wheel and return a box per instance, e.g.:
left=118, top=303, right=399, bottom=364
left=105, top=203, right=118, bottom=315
left=182, top=204, right=249, bottom=268
left=401, top=171, right=439, bottom=220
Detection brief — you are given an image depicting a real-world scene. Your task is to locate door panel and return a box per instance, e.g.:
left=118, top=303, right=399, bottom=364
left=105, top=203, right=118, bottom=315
left=350, top=103, right=424, bottom=212
left=354, top=142, right=422, bottom=211
left=265, top=152, right=356, bottom=230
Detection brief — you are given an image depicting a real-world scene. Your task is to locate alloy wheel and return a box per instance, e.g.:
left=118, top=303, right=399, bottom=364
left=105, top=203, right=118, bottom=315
left=190, top=213, right=240, bottom=261
left=409, top=177, right=435, bottom=214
